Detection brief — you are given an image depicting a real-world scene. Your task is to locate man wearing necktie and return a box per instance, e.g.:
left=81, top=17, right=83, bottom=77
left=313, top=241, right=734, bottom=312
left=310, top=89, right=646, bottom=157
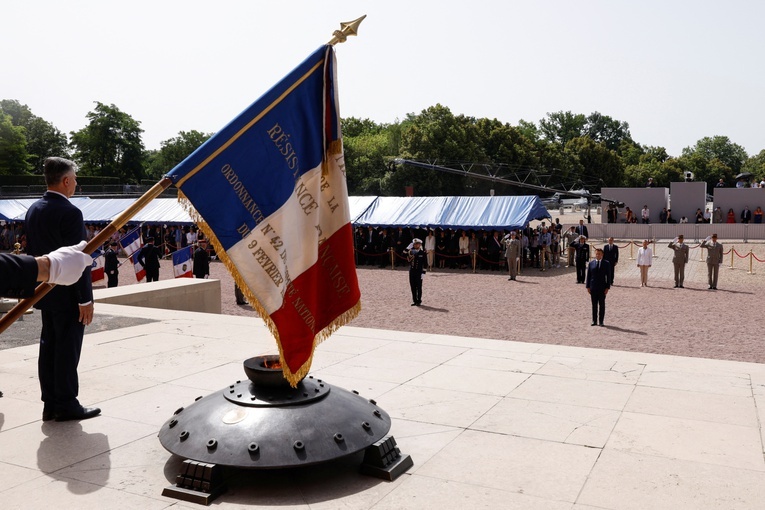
left=576, top=219, right=589, bottom=239
left=586, top=248, right=611, bottom=326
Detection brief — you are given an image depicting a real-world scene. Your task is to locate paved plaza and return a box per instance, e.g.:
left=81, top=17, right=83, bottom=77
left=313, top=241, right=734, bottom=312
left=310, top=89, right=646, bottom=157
left=1, top=296, right=765, bottom=509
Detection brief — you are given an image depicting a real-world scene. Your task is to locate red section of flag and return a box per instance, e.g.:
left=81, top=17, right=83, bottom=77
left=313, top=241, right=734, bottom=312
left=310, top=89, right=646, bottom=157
left=269, top=224, right=360, bottom=374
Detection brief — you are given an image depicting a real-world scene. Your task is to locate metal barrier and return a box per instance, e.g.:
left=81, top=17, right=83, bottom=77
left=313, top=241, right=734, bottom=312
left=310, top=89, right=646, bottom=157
left=562, top=223, right=765, bottom=242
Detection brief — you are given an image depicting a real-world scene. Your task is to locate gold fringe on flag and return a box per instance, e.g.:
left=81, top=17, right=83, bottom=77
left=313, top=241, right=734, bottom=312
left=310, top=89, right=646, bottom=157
left=177, top=189, right=361, bottom=387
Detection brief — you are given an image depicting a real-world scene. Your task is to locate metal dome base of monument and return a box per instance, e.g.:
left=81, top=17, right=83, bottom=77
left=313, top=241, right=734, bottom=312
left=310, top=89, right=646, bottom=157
left=158, top=355, right=413, bottom=505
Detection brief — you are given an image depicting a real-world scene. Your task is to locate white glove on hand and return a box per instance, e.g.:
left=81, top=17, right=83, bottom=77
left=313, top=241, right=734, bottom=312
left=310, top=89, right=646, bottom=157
left=47, top=241, right=92, bottom=285
left=705, top=235, right=712, bottom=241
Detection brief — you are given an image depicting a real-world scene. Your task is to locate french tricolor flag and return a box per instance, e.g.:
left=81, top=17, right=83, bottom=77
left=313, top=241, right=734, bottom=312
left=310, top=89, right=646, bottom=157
left=119, top=227, right=143, bottom=257
left=90, top=249, right=105, bottom=282
left=172, top=247, right=193, bottom=278
left=129, top=253, right=146, bottom=282
left=166, top=45, right=360, bottom=386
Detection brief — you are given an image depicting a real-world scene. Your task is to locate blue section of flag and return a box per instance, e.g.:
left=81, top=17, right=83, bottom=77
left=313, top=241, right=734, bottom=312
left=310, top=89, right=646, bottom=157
left=165, top=45, right=334, bottom=251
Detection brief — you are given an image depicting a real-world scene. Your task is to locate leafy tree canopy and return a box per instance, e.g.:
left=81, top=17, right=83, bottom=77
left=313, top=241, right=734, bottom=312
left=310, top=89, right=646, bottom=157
left=144, top=130, right=212, bottom=180
left=70, top=102, right=145, bottom=183
left=0, top=111, right=32, bottom=175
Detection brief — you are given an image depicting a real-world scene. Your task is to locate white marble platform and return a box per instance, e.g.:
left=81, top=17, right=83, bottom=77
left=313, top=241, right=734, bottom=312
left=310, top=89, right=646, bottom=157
left=1, top=303, right=764, bottom=509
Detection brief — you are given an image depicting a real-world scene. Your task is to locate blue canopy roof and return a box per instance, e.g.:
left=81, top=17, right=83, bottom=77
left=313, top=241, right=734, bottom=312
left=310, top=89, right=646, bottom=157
left=353, top=195, right=549, bottom=230
left=1, top=195, right=548, bottom=230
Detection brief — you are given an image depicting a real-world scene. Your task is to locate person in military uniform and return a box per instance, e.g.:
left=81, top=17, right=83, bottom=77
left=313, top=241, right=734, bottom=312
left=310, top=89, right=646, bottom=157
left=407, top=238, right=427, bottom=306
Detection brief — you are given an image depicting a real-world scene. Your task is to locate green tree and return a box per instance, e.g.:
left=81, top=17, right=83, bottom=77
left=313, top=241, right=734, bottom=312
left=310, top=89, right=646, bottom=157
left=70, top=102, right=145, bottom=183
left=679, top=136, right=748, bottom=188
left=584, top=112, right=633, bottom=152
left=392, top=104, right=484, bottom=195
left=539, top=111, right=586, bottom=146
left=1, top=99, right=70, bottom=172
left=564, top=137, right=624, bottom=187
left=741, top=149, right=765, bottom=182
left=0, top=111, right=32, bottom=175
left=144, top=130, right=211, bottom=180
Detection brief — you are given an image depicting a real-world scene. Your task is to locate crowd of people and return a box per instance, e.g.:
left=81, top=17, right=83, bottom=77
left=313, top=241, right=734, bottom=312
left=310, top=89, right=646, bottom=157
left=354, top=218, right=596, bottom=273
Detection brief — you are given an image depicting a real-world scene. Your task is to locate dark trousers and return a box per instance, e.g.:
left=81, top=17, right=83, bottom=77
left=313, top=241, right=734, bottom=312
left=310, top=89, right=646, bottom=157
left=146, top=268, right=159, bottom=282
left=590, top=291, right=606, bottom=324
left=39, top=309, right=84, bottom=412
left=235, top=284, right=247, bottom=304
left=107, top=271, right=118, bottom=288
left=576, top=260, right=587, bottom=283
left=409, top=271, right=423, bottom=304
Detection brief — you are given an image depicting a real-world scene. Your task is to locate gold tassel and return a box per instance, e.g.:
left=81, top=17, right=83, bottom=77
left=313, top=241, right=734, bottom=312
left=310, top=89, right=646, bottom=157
left=176, top=191, right=362, bottom=388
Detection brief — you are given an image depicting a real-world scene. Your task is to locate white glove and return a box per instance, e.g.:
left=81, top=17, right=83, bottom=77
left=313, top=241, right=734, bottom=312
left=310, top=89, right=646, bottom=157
left=705, top=235, right=712, bottom=241
left=673, top=237, right=678, bottom=243
left=46, top=241, right=93, bottom=285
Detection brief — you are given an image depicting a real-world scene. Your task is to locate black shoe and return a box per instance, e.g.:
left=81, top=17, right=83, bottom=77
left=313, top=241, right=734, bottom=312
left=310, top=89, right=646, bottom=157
left=411, top=303, right=417, bottom=306
left=712, top=286, right=717, bottom=290
left=679, top=285, right=684, bottom=288
left=591, top=322, right=597, bottom=326
left=674, top=285, right=678, bottom=288
left=709, top=286, right=713, bottom=289
left=55, top=407, right=101, bottom=422
left=599, top=323, right=604, bottom=327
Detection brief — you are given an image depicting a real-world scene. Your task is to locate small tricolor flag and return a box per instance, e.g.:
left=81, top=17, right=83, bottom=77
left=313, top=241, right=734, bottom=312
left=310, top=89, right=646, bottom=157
left=119, top=228, right=145, bottom=282
left=130, top=253, right=146, bottom=282
left=120, top=227, right=143, bottom=257
left=90, top=249, right=105, bottom=282
left=172, top=247, right=193, bottom=278
left=165, top=45, right=360, bottom=386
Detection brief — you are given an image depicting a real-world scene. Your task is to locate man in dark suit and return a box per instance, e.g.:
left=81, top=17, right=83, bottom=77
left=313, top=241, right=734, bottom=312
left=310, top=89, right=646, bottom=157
left=104, top=241, right=119, bottom=288
left=576, top=219, right=589, bottom=239
left=586, top=248, right=611, bottom=326
left=0, top=245, right=93, bottom=298
left=602, top=237, right=619, bottom=285
left=193, top=239, right=210, bottom=278
left=24, top=157, right=100, bottom=422
left=137, top=237, right=161, bottom=282
left=741, top=206, right=752, bottom=224
left=573, top=235, right=590, bottom=284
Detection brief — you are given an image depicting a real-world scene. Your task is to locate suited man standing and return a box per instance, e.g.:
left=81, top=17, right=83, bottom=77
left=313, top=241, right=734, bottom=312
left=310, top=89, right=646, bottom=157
left=741, top=206, right=752, bottom=224
left=602, top=237, right=619, bottom=285
left=668, top=235, right=690, bottom=288
left=137, top=237, right=161, bottom=282
left=586, top=248, right=611, bottom=326
left=24, top=157, right=100, bottom=421
left=576, top=219, right=589, bottom=239
left=193, top=239, right=210, bottom=278
left=104, top=241, right=119, bottom=288
left=700, top=234, right=724, bottom=289
left=573, top=235, right=590, bottom=284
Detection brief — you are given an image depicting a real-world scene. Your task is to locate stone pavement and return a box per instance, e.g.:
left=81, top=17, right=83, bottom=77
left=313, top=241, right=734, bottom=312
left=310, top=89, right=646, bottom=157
left=1, top=301, right=764, bottom=509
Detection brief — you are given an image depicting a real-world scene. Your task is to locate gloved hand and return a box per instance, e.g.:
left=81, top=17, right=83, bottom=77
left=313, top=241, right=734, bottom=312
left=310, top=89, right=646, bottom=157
left=46, top=241, right=93, bottom=285
left=705, top=235, right=712, bottom=241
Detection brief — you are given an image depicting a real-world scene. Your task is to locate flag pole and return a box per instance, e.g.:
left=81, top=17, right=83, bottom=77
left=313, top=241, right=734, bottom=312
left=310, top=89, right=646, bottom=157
left=1, top=15, right=366, bottom=335
left=0, top=177, right=173, bottom=334
left=327, top=15, right=366, bottom=45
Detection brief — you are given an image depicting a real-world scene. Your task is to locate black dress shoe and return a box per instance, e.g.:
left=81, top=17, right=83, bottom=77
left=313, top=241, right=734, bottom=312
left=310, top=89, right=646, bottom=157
left=55, top=407, right=101, bottom=422
left=599, top=323, right=604, bottom=327
left=591, top=322, right=597, bottom=326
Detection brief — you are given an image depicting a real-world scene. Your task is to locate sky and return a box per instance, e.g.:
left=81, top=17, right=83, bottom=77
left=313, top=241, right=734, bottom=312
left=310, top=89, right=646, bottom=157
left=3, top=1, right=764, bottom=159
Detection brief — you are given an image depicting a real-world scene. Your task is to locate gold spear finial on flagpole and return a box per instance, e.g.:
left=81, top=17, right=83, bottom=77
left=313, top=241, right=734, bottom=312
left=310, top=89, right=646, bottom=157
left=328, top=15, right=366, bottom=46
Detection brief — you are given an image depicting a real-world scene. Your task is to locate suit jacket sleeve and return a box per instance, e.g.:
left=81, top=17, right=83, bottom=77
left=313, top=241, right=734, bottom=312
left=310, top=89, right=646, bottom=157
left=61, top=204, right=93, bottom=304
left=0, top=253, right=39, bottom=298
